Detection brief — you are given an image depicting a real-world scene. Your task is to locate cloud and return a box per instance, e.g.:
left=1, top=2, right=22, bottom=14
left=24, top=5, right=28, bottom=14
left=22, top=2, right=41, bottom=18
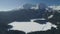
left=49, top=5, right=60, bottom=10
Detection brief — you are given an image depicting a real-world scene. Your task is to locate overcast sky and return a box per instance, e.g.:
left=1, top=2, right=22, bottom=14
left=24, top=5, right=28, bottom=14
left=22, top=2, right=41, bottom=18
left=0, top=0, right=60, bottom=11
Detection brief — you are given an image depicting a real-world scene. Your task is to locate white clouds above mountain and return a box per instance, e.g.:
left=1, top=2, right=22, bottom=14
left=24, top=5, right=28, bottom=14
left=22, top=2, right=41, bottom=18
left=49, top=5, right=60, bottom=10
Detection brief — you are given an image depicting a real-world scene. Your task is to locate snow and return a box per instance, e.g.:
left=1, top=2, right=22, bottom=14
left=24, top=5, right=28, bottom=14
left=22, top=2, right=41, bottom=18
left=8, top=19, right=57, bottom=33
left=48, top=15, right=54, bottom=19
left=49, top=6, right=60, bottom=10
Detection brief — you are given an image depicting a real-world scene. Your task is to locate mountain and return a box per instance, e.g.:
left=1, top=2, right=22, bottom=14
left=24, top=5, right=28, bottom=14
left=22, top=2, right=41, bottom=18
left=0, top=3, right=60, bottom=34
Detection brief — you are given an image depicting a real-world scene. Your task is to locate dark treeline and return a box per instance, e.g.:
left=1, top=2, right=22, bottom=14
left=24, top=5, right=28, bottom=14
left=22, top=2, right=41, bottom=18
left=7, top=30, right=25, bottom=34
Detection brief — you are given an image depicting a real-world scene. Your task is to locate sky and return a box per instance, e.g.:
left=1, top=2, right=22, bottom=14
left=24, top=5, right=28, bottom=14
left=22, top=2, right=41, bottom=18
left=0, top=0, right=60, bottom=11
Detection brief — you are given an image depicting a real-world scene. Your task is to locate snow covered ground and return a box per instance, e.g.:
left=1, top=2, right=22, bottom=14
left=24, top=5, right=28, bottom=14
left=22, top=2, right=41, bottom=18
left=8, top=19, right=57, bottom=33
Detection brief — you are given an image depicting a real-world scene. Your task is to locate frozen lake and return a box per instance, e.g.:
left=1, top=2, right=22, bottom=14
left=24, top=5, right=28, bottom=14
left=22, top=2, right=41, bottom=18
left=8, top=19, right=57, bottom=33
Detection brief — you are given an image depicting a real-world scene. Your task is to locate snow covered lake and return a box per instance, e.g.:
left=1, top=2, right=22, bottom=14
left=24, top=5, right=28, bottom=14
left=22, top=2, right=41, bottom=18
left=8, top=19, right=57, bottom=33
